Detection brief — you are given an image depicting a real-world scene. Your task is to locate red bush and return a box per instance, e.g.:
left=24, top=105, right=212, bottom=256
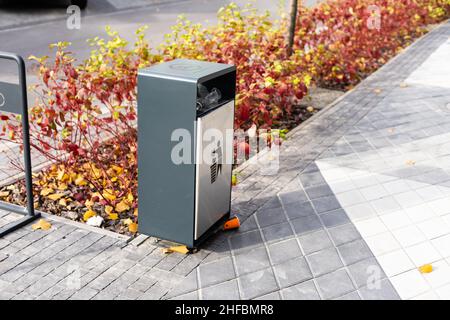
left=294, top=0, right=450, bottom=89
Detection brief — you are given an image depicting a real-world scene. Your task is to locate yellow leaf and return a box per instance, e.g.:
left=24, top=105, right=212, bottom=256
left=123, top=218, right=133, bottom=226
left=69, top=172, right=77, bottom=183
left=128, top=222, right=138, bottom=233
left=105, top=205, right=114, bottom=215
left=419, top=264, right=433, bottom=274
left=47, top=193, right=64, bottom=201
left=162, top=245, right=189, bottom=254
left=232, top=175, right=238, bottom=186
left=405, top=160, right=416, bottom=166
left=48, top=182, right=57, bottom=189
left=40, top=188, right=54, bottom=196
left=102, top=190, right=116, bottom=202
left=115, top=201, right=130, bottom=213
left=58, top=183, right=68, bottom=191
left=50, top=164, right=58, bottom=173
left=92, top=192, right=102, bottom=199
left=75, top=175, right=87, bottom=186
left=83, top=210, right=96, bottom=221
left=134, top=208, right=138, bottom=216
left=0, top=191, right=10, bottom=197
left=85, top=199, right=95, bottom=208
left=59, top=198, right=67, bottom=207
left=111, top=165, right=124, bottom=175
left=90, top=166, right=102, bottom=180
left=57, top=168, right=65, bottom=181
left=32, top=219, right=52, bottom=231
left=374, top=88, right=382, bottom=94
left=108, top=213, right=119, bottom=220
left=61, top=173, right=70, bottom=182
left=127, top=193, right=134, bottom=203
left=303, top=74, right=312, bottom=87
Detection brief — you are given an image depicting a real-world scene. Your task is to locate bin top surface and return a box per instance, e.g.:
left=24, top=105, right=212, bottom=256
left=138, top=59, right=235, bottom=82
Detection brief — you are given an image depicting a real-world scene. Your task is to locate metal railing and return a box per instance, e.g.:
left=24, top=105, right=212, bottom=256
left=0, top=51, right=40, bottom=237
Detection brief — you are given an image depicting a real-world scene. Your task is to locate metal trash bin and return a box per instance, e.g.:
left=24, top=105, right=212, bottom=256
left=138, top=59, right=236, bottom=248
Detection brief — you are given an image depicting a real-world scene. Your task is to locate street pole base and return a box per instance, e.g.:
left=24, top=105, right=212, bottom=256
left=0, top=213, right=41, bottom=238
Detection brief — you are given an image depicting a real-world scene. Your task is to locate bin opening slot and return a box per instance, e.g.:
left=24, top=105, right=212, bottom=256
left=196, top=71, right=236, bottom=116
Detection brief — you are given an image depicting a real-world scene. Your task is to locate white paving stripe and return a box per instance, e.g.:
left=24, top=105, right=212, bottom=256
left=406, top=38, right=450, bottom=89
left=317, top=159, right=450, bottom=299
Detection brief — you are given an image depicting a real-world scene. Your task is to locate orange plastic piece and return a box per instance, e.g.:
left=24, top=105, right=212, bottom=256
left=224, top=216, right=240, bottom=230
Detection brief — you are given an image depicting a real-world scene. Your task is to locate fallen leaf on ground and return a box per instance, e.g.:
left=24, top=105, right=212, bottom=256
left=111, top=165, right=124, bottom=175
left=232, top=175, right=238, bottom=186
left=105, top=205, right=113, bottom=215
left=108, top=213, right=118, bottom=220
left=419, top=264, right=433, bottom=273
left=123, top=218, right=133, bottom=226
left=85, top=199, right=95, bottom=208
left=83, top=209, right=96, bottom=221
left=102, top=190, right=116, bottom=202
left=0, top=191, right=10, bottom=197
left=58, top=183, right=68, bottom=191
left=374, top=88, right=382, bottom=94
left=40, top=187, right=54, bottom=196
left=57, top=168, right=65, bottom=181
left=115, top=200, right=130, bottom=213
left=405, top=160, right=416, bottom=166
left=128, top=222, right=138, bottom=233
left=162, top=245, right=189, bottom=254
left=75, top=175, right=88, bottom=186
left=399, top=82, right=408, bottom=88
left=47, top=193, right=65, bottom=201
left=127, top=193, right=134, bottom=203
left=32, top=219, right=52, bottom=231
left=59, top=198, right=67, bottom=207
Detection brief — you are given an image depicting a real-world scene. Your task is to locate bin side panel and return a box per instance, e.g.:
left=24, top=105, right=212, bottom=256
left=137, top=74, right=197, bottom=247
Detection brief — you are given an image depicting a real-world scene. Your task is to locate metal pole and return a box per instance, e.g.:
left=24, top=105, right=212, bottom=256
left=17, top=55, right=35, bottom=217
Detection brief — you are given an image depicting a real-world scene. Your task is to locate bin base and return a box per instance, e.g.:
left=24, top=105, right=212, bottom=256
left=151, top=212, right=231, bottom=251
left=191, top=211, right=231, bottom=249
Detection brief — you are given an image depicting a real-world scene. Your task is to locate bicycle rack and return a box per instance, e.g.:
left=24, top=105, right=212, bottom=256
left=0, top=51, right=40, bottom=237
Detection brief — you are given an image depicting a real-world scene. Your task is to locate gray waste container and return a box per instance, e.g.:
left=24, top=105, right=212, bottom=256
left=138, top=59, right=236, bottom=248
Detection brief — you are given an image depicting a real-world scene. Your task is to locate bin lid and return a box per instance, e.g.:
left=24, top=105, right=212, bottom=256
left=138, top=59, right=235, bottom=82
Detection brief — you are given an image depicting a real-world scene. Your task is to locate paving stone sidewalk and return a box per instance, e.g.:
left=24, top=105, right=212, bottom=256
left=0, top=21, right=449, bottom=300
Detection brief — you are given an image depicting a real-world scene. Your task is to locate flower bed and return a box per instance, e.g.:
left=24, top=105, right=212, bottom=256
left=0, top=1, right=448, bottom=235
